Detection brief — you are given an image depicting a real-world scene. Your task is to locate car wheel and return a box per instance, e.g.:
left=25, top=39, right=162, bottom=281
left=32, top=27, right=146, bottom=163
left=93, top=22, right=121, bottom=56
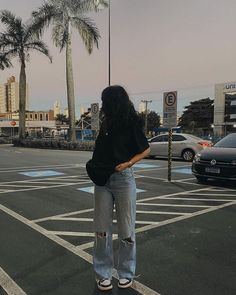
left=196, top=176, right=208, bottom=183
left=182, top=149, right=195, bottom=161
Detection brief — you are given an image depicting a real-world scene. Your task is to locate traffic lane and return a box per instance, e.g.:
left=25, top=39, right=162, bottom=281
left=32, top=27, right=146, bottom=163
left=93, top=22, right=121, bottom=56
left=0, top=208, right=142, bottom=295
left=134, top=204, right=236, bottom=295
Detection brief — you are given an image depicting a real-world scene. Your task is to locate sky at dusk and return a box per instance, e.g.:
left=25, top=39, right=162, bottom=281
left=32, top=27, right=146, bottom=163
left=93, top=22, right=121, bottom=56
left=1, top=0, right=236, bottom=117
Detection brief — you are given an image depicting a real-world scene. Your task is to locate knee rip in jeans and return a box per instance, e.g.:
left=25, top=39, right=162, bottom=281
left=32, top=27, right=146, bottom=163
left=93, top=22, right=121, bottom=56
left=96, top=232, right=107, bottom=238
left=121, top=237, right=134, bottom=244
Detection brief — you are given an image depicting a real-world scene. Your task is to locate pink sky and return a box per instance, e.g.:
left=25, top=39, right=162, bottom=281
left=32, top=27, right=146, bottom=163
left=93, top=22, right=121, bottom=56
left=1, top=0, right=236, bottom=116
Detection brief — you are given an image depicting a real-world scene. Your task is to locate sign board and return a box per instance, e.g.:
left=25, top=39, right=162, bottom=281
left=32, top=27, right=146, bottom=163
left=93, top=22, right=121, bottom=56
left=10, top=121, right=16, bottom=127
left=163, top=91, right=177, bottom=128
left=91, top=103, right=100, bottom=130
left=223, top=82, right=236, bottom=92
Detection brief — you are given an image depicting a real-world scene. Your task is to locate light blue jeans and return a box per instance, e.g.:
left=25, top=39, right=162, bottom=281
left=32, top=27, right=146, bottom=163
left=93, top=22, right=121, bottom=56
left=93, top=168, right=136, bottom=280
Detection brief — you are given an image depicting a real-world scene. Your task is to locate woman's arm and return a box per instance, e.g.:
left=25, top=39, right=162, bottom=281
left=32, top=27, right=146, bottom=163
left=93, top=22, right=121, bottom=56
left=115, top=147, right=151, bottom=172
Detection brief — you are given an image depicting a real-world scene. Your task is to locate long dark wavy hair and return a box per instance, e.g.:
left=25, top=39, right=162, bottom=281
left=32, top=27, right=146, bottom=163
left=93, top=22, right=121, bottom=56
left=101, top=85, right=143, bottom=133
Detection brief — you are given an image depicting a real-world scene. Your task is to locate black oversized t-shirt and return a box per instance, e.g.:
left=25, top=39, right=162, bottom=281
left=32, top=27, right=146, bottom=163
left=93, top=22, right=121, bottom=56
left=92, top=122, right=150, bottom=169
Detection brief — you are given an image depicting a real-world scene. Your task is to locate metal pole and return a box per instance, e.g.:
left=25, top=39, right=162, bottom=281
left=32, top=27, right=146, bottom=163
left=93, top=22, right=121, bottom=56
left=167, top=128, right=173, bottom=181
left=108, top=0, right=111, bottom=86
left=141, top=99, right=152, bottom=135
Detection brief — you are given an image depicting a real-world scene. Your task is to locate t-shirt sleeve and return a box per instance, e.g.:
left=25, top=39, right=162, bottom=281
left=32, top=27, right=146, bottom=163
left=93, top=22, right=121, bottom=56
left=132, top=125, right=150, bottom=154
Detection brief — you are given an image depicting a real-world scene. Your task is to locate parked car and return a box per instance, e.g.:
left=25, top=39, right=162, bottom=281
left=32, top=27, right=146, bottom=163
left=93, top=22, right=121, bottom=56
left=192, top=133, right=236, bottom=182
left=148, top=133, right=212, bottom=161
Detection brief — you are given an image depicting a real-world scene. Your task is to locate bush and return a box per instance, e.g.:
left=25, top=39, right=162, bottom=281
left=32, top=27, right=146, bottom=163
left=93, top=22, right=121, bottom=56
left=12, top=138, right=95, bottom=151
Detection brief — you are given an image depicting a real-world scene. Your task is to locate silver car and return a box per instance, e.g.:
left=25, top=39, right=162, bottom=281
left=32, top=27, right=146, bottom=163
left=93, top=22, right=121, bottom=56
left=148, top=133, right=212, bottom=161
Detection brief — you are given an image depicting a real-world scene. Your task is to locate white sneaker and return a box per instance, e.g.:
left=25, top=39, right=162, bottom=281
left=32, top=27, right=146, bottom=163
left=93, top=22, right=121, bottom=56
left=97, top=278, right=113, bottom=291
left=118, top=278, right=133, bottom=289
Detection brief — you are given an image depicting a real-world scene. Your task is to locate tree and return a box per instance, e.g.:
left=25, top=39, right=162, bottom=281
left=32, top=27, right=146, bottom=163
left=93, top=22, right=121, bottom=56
left=32, top=0, right=108, bottom=143
left=0, top=10, right=51, bottom=140
left=178, top=98, right=214, bottom=133
left=55, top=113, right=69, bottom=124
left=140, top=111, right=161, bottom=132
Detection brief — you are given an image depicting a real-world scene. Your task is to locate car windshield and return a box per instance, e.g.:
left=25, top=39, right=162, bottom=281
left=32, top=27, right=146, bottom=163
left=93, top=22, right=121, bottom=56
left=214, top=134, right=236, bottom=148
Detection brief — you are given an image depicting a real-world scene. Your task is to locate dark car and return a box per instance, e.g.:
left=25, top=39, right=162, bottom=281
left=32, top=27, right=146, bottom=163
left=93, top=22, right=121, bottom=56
left=192, top=133, right=236, bottom=182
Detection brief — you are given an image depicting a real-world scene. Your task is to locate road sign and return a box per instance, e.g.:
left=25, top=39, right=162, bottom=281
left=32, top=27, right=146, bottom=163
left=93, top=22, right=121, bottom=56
left=163, top=91, right=177, bottom=128
left=91, top=103, right=100, bottom=130
left=10, top=121, right=16, bottom=127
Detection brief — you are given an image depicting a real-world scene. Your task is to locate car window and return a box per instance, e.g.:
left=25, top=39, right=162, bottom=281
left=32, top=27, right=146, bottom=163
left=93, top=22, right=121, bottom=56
left=151, top=135, right=164, bottom=143
left=214, top=134, right=236, bottom=148
left=172, top=135, right=186, bottom=141
left=162, top=135, right=169, bottom=142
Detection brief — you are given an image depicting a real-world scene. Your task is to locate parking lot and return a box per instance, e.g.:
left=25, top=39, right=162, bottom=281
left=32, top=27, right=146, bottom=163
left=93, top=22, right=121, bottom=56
left=0, top=145, right=235, bottom=295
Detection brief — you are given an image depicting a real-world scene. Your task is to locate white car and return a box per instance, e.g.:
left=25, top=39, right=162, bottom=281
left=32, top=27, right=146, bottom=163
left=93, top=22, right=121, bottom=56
left=148, top=133, right=212, bottom=161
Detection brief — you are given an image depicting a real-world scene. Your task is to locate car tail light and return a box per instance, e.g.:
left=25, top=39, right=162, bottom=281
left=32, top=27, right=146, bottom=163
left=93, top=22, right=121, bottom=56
left=198, top=141, right=212, bottom=148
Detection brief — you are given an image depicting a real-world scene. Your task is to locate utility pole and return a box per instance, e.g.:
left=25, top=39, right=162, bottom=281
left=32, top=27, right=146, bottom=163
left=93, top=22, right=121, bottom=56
left=141, top=99, right=152, bottom=135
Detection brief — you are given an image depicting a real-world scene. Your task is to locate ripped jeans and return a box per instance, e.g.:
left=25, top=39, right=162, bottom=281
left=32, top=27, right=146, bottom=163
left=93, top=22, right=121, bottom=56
left=93, top=168, right=136, bottom=280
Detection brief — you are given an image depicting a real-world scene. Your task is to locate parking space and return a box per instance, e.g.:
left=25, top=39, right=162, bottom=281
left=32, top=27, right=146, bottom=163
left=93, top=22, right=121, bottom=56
left=0, top=146, right=235, bottom=295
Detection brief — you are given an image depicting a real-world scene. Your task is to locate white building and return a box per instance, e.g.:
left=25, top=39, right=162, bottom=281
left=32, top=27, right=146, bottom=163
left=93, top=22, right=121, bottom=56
left=214, top=82, right=236, bottom=136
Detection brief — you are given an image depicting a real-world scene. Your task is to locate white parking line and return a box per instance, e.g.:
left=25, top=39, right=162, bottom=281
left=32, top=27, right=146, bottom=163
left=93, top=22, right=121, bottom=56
left=0, top=164, right=84, bottom=173
left=0, top=266, right=26, bottom=295
left=48, top=231, right=95, bottom=237
left=32, top=208, right=94, bottom=223
left=134, top=164, right=191, bottom=173
left=188, top=193, right=236, bottom=197
left=136, top=210, right=190, bottom=216
left=136, top=203, right=211, bottom=208
left=134, top=174, right=167, bottom=181
left=0, top=181, right=91, bottom=194
left=47, top=217, right=160, bottom=225
left=161, top=197, right=233, bottom=202
left=137, top=187, right=211, bottom=203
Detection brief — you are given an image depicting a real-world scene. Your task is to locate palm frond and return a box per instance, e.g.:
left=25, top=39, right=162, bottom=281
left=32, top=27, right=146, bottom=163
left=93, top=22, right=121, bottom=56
left=72, top=16, right=100, bottom=54
left=0, top=10, right=22, bottom=32
left=0, top=10, right=24, bottom=44
left=0, top=51, right=16, bottom=70
left=31, top=3, right=59, bottom=37
left=0, top=33, right=18, bottom=51
left=25, top=40, right=52, bottom=62
left=52, top=22, right=69, bottom=52
left=69, top=0, right=108, bottom=14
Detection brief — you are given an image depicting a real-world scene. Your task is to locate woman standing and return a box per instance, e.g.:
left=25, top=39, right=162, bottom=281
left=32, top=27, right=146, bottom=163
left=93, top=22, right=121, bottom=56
left=86, top=85, right=150, bottom=291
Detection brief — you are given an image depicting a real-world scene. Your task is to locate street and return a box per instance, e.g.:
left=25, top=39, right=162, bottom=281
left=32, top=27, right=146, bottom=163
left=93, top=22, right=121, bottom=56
left=0, top=145, right=235, bottom=295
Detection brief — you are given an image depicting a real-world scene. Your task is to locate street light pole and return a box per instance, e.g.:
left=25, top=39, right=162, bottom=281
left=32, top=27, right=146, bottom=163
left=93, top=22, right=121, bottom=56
left=108, top=0, right=111, bottom=86
left=141, top=99, right=152, bottom=135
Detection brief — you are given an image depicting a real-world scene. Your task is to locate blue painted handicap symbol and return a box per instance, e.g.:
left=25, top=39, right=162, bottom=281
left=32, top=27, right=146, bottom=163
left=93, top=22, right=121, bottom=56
left=133, top=164, right=160, bottom=169
left=78, top=187, right=145, bottom=194
left=19, top=170, right=65, bottom=177
left=173, top=168, right=192, bottom=174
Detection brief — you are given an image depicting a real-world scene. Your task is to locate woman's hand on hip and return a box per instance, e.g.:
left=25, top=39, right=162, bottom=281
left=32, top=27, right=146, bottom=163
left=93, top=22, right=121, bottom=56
left=115, top=162, right=130, bottom=172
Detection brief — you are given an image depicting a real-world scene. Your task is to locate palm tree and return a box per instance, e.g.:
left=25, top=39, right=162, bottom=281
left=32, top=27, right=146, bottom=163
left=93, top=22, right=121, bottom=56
left=0, top=10, right=52, bottom=140
left=32, top=0, right=107, bottom=143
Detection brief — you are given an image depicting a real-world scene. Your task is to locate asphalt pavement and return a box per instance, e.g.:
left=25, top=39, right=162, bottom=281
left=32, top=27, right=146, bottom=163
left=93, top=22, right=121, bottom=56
left=0, top=144, right=235, bottom=295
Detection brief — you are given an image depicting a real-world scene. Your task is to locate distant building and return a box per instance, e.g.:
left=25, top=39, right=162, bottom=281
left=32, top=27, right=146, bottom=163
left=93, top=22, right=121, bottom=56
left=214, top=81, right=236, bottom=136
left=0, top=76, right=29, bottom=113
left=53, top=101, right=61, bottom=118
